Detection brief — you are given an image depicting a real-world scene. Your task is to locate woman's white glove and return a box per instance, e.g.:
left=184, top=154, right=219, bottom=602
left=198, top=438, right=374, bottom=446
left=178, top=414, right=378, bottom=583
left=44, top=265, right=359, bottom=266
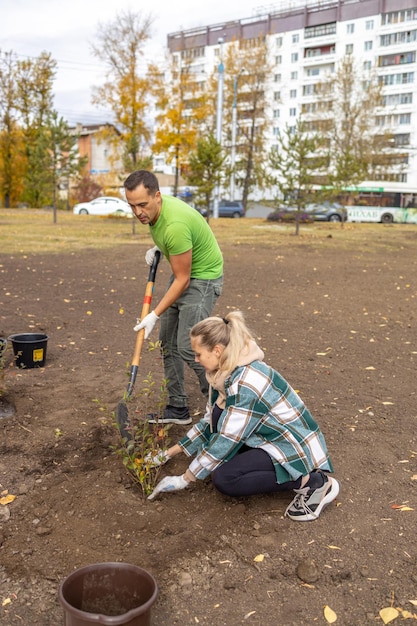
left=145, top=246, right=160, bottom=267
left=133, top=311, right=159, bottom=339
left=144, top=450, right=170, bottom=467
left=147, top=474, right=189, bottom=500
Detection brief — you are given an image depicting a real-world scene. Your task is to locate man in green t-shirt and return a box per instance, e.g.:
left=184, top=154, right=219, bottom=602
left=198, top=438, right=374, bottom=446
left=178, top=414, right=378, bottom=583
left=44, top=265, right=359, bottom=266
left=124, top=170, right=224, bottom=425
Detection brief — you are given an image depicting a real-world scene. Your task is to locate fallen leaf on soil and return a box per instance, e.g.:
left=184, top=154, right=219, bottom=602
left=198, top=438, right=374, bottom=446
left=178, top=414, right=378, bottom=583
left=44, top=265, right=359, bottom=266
left=379, top=607, right=399, bottom=623
left=254, top=554, right=265, bottom=562
left=2, top=598, right=11, bottom=607
left=391, top=504, right=414, bottom=511
left=365, top=366, right=375, bottom=370
left=382, top=401, right=394, bottom=405
left=324, top=605, right=337, bottom=623
left=119, top=308, right=124, bottom=314
left=409, top=600, right=417, bottom=606
left=0, top=494, right=16, bottom=505
left=243, top=611, right=256, bottom=619
left=328, top=545, right=341, bottom=550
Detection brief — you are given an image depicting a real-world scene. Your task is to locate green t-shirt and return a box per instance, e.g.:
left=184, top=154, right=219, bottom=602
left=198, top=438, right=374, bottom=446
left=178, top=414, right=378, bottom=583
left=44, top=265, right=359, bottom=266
left=150, top=195, right=223, bottom=279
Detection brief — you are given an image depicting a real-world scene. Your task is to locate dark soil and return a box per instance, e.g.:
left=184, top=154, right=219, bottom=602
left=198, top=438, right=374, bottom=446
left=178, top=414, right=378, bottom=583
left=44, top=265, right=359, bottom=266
left=1, top=233, right=417, bottom=626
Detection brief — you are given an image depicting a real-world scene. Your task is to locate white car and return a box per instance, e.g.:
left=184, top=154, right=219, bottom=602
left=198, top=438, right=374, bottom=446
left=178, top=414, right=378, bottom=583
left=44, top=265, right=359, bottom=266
left=73, top=196, right=131, bottom=217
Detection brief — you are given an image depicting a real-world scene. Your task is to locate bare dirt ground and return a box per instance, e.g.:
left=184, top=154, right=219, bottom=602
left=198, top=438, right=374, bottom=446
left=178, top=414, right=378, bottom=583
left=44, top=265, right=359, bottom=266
left=1, top=227, right=417, bottom=625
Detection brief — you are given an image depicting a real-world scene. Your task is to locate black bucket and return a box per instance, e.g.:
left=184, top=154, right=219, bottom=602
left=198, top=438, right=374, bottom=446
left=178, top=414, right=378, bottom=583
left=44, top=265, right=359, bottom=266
left=58, top=562, right=158, bottom=626
left=8, top=333, right=49, bottom=368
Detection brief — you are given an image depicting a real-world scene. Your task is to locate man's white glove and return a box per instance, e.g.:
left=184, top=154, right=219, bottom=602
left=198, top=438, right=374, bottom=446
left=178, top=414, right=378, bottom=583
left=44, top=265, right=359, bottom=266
left=144, top=449, right=170, bottom=467
left=133, top=311, right=159, bottom=339
left=145, top=246, right=160, bottom=267
left=147, top=474, right=189, bottom=500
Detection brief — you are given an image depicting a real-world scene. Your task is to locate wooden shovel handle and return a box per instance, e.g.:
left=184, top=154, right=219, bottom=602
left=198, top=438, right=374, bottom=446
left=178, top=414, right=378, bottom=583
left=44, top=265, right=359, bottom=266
left=132, top=251, right=161, bottom=366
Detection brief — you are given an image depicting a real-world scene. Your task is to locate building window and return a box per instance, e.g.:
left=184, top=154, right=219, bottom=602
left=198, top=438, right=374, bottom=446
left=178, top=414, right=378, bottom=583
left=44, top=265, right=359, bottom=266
left=273, top=109, right=280, bottom=118
left=376, top=112, right=412, bottom=125
left=363, top=60, right=372, bottom=71
left=346, top=44, right=354, bottom=54
left=274, top=91, right=281, bottom=101
left=379, top=51, right=416, bottom=66
left=393, top=133, right=410, bottom=146
left=380, top=71, right=414, bottom=85
left=366, top=19, right=374, bottom=30
left=402, top=93, right=412, bottom=104
left=380, top=30, right=417, bottom=46
left=181, top=46, right=205, bottom=60
left=305, top=45, right=335, bottom=58
left=290, top=89, right=297, bottom=98
left=347, top=23, right=355, bottom=34
left=399, top=113, right=411, bottom=124
left=303, top=84, right=317, bottom=95
left=289, top=107, right=297, bottom=116
left=364, top=41, right=373, bottom=51
left=275, top=55, right=282, bottom=64
left=291, top=52, right=299, bottom=62
left=305, top=22, right=336, bottom=38
left=382, top=9, right=417, bottom=25
left=274, top=74, right=282, bottom=82
left=291, top=71, right=298, bottom=80
left=273, top=127, right=280, bottom=136
left=276, top=36, right=283, bottom=47
left=292, top=34, right=299, bottom=43
left=306, top=67, right=320, bottom=76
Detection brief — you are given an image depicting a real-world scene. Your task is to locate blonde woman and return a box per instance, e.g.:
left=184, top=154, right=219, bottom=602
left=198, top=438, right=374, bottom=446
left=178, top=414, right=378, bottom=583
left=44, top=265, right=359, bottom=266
left=148, top=311, right=339, bottom=522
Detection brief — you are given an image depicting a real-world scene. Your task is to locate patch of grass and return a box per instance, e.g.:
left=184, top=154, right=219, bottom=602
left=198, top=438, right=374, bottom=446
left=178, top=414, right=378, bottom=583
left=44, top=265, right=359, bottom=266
left=0, top=209, right=148, bottom=254
left=1, top=207, right=416, bottom=255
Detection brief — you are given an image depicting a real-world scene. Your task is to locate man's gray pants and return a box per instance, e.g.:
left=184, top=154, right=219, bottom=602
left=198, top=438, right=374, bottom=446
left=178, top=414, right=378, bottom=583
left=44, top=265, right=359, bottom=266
left=159, top=276, right=223, bottom=408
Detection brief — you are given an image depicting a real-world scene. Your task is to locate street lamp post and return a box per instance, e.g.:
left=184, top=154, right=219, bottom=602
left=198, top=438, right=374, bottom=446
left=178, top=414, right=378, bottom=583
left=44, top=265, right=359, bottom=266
left=213, top=37, right=224, bottom=219
left=230, top=75, right=239, bottom=201
left=230, top=69, right=246, bottom=202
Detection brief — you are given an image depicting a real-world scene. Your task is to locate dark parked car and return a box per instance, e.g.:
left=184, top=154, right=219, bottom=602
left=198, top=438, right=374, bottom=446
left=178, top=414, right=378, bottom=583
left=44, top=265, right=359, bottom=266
left=306, top=202, right=347, bottom=222
left=267, top=208, right=314, bottom=223
left=218, top=200, right=245, bottom=218
left=196, top=200, right=245, bottom=219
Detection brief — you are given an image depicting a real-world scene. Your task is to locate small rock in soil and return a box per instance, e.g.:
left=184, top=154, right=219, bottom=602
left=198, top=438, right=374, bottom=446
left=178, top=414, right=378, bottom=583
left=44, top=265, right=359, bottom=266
left=296, top=558, right=319, bottom=583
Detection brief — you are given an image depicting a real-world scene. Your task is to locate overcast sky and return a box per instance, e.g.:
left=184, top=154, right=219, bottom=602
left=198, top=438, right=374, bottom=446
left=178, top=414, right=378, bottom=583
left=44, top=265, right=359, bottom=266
left=1, top=0, right=270, bottom=126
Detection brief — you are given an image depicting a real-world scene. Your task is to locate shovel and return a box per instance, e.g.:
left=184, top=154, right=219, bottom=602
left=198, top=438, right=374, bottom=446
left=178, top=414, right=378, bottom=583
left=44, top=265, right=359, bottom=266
left=116, top=251, right=161, bottom=441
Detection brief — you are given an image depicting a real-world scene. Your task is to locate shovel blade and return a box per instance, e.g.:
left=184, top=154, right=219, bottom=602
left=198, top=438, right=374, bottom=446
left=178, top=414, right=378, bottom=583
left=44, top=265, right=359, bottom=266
left=116, top=400, right=133, bottom=442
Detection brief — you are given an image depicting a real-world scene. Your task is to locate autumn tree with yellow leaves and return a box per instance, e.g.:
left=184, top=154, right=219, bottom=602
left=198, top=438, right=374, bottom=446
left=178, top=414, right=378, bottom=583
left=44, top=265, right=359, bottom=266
left=91, top=10, right=156, bottom=173
left=152, top=57, right=214, bottom=196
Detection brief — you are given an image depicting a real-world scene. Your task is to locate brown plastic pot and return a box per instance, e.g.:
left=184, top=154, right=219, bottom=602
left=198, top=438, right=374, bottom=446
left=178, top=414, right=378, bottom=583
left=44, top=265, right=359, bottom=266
left=58, top=562, right=158, bottom=626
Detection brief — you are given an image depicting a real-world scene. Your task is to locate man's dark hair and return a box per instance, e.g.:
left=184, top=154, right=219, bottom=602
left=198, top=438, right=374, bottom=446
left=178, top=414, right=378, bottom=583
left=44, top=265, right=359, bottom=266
left=124, top=170, right=160, bottom=195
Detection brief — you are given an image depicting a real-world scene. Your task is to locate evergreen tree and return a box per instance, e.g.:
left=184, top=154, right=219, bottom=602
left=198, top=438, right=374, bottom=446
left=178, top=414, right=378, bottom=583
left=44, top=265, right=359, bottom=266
left=185, top=134, right=225, bottom=215
left=269, top=119, right=325, bottom=235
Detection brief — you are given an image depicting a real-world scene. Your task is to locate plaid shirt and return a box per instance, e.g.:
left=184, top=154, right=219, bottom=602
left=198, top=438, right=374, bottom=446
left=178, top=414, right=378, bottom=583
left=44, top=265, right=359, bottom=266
left=179, top=360, right=334, bottom=482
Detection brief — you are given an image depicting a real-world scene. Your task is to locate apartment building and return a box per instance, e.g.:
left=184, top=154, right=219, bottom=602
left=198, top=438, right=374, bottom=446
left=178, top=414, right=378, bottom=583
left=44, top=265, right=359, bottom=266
left=165, top=0, right=417, bottom=195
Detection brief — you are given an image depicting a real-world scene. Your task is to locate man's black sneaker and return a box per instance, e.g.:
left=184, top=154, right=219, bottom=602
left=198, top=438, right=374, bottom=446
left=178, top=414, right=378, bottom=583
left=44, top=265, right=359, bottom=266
left=147, top=405, right=192, bottom=425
